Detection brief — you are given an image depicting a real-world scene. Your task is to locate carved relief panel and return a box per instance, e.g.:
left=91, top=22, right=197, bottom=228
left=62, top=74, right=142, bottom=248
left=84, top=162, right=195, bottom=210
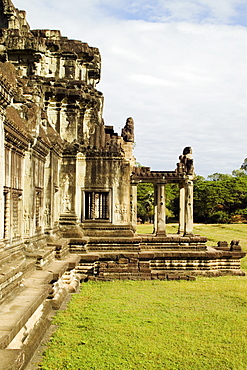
left=4, top=148, right=24, bottom=240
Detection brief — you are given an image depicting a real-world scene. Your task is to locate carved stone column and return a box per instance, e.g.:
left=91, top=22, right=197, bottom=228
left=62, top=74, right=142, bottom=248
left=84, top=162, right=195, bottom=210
left=130, top=181, right=138, bottom=233
left=94, top=124, right=100, bottom=148
left=3, top=189, right=10, bottom=240
left=0, top=115, right=4, bottom=239
left=59, top=154, right=78, bottom=225
left=184, top=177, right=194, bottom=236
left=178, top=181, right=185, bottom=235
left=155, top=181, right=166, bottom=236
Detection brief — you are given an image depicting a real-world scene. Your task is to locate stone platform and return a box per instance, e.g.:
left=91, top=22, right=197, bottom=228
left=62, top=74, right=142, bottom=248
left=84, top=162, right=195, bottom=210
left=70, top=234, right=246, bottom=280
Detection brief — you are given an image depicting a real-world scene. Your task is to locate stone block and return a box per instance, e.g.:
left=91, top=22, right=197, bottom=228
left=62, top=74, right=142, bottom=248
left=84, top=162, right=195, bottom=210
left=129, top=258, right=138, bottom=263
left=167, top=274, right=180, bottom=280
left=151, top=273, right=158, bottom=280
left=118, top=258, right=129, bottom=264
left=0, top=349, right=25, bottom=370
left=51, top=286, right=69, bottom=310
left=230, top=240, right=242, bottom=251
left=80, top=254, right=100, bottom=262
left=46, top=260, right=72, bottom=280
left=0, top=285, right=50, bottom=349
left=139, top=252, right=154, bottom=260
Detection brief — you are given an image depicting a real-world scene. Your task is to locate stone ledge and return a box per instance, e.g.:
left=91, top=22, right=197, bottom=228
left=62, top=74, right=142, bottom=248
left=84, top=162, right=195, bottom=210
left=0, top=349, right=25, bottom=370
left=45, top=261, right=70, bottom=281
left=0, top=285, right=50, bottom=349
left=45, top=254, right=81, bottom=280
left=24, top=271, right=54, bottom=287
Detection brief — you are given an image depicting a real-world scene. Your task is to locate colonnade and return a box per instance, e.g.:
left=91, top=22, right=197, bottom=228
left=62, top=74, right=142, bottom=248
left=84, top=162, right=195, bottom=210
left=131, top=176, right=194, bottom=236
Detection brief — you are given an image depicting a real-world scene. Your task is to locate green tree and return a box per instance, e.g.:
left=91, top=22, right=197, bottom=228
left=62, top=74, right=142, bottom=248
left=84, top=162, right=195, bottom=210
left=232, top=168, right=246, bottom=178
left=207, top=173, right=232, bottom=181
left=137, top=183, right=179, bottom=223
left=194, top=172, right=247, bottom=223
left=165, top=183, right=179, bottom=220
left=137, top=183, right=154, bottom=223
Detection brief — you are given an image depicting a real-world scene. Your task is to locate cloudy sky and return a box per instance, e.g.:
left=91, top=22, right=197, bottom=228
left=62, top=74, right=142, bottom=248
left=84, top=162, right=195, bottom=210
left=14, top=0, right=247, bottom=177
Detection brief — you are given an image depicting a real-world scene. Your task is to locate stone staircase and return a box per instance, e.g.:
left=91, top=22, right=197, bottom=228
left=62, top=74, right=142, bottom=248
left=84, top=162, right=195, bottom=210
left=0, top=248, right=35, bottom=305
left=0, top=239, right=81, bottom=370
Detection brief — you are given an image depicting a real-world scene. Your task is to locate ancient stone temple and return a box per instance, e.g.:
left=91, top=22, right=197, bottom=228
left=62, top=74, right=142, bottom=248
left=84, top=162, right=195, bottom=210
left=0, top=1, right=245, bottom=368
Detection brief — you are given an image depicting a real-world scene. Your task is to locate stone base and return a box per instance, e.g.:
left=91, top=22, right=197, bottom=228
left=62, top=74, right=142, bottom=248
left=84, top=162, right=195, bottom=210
left=69, top=234, right=246, bottom=280
left=80, top=223, right=135, bottom=238
left=140, top=234, right=208, bottom=250
left=69, top=233, right=208, bottom=253
left=59, top=213, right=78, bottom=225
left=47, top=237, right=69, bottom=260
left=76, top=248, right=245, bottom=280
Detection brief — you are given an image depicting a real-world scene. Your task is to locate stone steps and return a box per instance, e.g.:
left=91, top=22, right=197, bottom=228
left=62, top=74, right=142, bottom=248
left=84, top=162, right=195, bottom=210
left=47, top=238, right=69, bottom=260
left=0, top=254, right=81, bottom=370
left=0, top=257, right=36, bottom=305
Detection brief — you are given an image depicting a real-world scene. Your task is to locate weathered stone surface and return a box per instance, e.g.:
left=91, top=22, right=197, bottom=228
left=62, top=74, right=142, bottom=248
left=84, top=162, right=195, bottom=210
left=0, top=286, right=50, bottom=349
left=0, top=349, right=25, bottom=370
left=0, top=2, right=245, bottom=369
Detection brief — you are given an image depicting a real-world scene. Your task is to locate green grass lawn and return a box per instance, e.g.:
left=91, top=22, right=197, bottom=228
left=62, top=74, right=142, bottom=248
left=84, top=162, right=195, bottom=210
left=38, top=224, right=247, bottom=370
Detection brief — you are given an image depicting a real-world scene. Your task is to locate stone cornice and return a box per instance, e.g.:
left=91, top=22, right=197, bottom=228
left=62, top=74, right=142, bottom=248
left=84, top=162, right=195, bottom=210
left=131, top=166, right=195, bottom=183
left=31, top=135, right=50, bottom=158
left=4, top=116, right=31, bottom=151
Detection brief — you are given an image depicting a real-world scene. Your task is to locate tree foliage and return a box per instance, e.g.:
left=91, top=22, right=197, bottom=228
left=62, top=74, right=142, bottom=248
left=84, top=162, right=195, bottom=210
left=137, top=183, right=154, bottom=223
left=194, top=169, right=247, bottom=223
left=165, top=183, right=179, bottom=220
left=137, top=183, right=179, bottom=223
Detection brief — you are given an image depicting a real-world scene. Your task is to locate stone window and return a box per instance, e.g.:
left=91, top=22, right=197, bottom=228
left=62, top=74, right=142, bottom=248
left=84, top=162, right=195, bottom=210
left=84, top=191, right=109, bottom=220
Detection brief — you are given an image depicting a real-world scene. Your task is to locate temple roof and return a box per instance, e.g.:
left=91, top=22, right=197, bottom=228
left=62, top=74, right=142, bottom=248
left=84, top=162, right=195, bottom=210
left=0, top=0, right=31, bottom=34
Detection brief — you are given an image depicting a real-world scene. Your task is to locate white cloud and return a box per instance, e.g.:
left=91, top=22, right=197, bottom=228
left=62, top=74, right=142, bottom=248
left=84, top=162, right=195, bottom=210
left=15, top=0, right=247, bottom=26
left=12, top=0, right=247, bottom=177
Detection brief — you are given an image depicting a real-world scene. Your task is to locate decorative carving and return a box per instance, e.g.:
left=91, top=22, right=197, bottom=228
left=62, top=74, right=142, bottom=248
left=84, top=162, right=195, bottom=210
left=230, top=240, right=241, bottom=251
left=23, top=208, right=30, bottom=235
left=63, top=140, right=80, bottom=155
left=62, top=174, right=72, bottom=212
left=121, top=117, right=134, bottom=142
left=177, top=147, right=194, bottom=176
left=115, top=203, right=128, bottom=222
left=44, top=203, right=51, bottom=227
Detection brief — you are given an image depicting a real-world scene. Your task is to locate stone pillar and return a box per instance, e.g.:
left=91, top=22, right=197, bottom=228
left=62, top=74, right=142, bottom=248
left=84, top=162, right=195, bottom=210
left=184, top=177, right=194, bottom=236
left=0, top=114, right=4, bottom=239
left=59, top=155, right=78, bottom=225
left=44, top=152, right=52, bottom=233
left=55, top=103, right=61, bottom=133
left=130, top=181, right=138, bottom=233
left=100, top=124, right=105, bottom=148
left=94, top=124, right=100, bottom=148
left=76, top=152, right=86, bottom=222
left=155, top=181, right=166, bottom=236
left=3, top=190, right=10, bottom=240
left=178, top=181, right=185, bottom=235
